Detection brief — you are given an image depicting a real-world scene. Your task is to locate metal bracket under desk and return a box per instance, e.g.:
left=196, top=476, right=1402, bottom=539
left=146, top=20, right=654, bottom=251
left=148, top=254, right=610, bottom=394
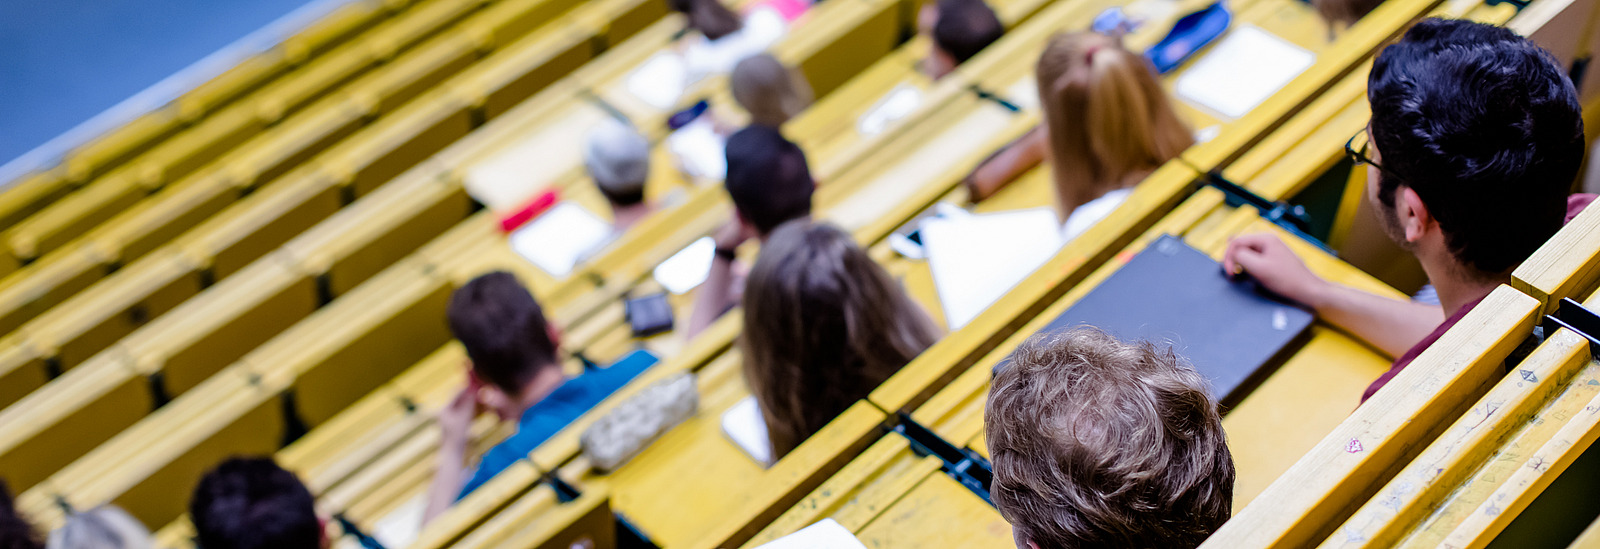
left=1544, top=297, right=1600, bottom=354
left=891, top=412, right=995, bottom=506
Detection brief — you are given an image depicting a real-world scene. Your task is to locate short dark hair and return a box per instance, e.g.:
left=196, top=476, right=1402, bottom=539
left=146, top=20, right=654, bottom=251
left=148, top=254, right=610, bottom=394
left=448, top=271, right=560, bottom=395
left=986, top=328, right=1235, bottom=548
left=1368, top=18, right=1584, bottom=275
left=724, top=126, right=814, bottom=235
left=933, top=0, right=1004, bottom=64
left=0, top=480, right=41, bottom=549
left=190, top=458, right=320, bottom=549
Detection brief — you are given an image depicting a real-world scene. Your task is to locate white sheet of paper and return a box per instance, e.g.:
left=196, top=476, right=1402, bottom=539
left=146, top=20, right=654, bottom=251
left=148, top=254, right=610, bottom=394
left=509, top=202, right=613, bottom=277
left=668, top=118, right=728, bottom=180
left=371, top=494, right=425, bottom=549
left=923, top=208, right=1063, bottom=329
left=856, top=84, right=923, bottom=136
left=754, top=519, right=869, bottom=549
left=627, top=52, right=690, bottom=110
left=1174, top=25, right=1315, bottom=119
left=722, top=395, right=773, bottom=466
left=653, top=236, right=717, bottom=294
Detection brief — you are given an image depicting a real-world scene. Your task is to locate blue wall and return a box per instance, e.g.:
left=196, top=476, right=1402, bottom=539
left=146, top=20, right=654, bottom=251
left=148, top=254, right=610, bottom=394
left=0, top=0, right=317, bottom=167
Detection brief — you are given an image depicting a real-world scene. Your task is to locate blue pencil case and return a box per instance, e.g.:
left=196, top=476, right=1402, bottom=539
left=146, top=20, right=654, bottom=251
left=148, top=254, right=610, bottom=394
left=1146, top=2, right=1232, bottom=74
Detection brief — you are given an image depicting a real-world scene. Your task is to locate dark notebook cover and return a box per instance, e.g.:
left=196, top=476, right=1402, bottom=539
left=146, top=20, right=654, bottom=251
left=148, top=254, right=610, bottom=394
left=1038, top=234, right=1315, bottom=406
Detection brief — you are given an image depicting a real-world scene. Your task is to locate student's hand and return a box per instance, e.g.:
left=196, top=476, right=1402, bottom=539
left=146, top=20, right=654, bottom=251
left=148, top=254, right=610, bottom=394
left=1223, top=233, right=1329, bottom=307
left=438, top=379, right=482, bottom=447
left=713, top=219, right=753, bottom=251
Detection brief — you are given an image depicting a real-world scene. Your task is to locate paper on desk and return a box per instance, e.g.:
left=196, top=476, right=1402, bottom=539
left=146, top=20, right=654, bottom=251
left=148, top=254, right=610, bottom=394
left=722, top=395, right=773, bottom=466
left=1174, top=25, right=1315, bottom=119
left=668, top=118, right=728, bottom=180
left=924, top=208, right=1063, bottom=329
left=372, top=494, right=425, bottom=548
left=509, top=202, right=614, bottom=277
left=654, top=236, right=717, bottom=294
left=754, top=519, right=869, bottom=549
left=628, top=52, right=690, bottom=110
left=857, top=84, right=923, bottom=136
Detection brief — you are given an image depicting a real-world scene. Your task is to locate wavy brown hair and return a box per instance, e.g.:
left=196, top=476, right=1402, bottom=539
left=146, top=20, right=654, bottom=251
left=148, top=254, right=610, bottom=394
left=742, top=221, right=940, bottom=459
left=1036, top=32, right=1192, bottom=219
left=986, top=328, right=1235, bottom=548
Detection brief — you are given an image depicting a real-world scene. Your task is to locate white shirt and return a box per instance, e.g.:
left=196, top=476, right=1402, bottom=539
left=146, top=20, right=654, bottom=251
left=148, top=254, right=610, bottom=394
left=1061, top=187, right=1133, bottom=241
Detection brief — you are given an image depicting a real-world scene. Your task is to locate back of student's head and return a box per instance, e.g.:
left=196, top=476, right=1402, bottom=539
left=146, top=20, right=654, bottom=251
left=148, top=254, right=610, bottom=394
left=742, top=221, right=939, bottom=458
left=190, top=458, right=321, bottom=549
left=1368, top=18, right=1583, bottom=276
left=584, top=119, right=651, bottom=207
left=666, top=0, right=743, bottom=41
left=933, top=0, right=1004, bottom=65
left=46, top=506, right=150, bottom=549
left=448, top=271, right=559, bottom=396
left=986, top=328, right=1234, bottom=548
left=1312, top=0, right=1385, bottom=26
left=732, top=54, right=814, bottom=128
left=1035, top=32, right=1191, bottom=193
left=0, top=480, right=42, bottom=549
left=724, top=126, right=814, bottom=236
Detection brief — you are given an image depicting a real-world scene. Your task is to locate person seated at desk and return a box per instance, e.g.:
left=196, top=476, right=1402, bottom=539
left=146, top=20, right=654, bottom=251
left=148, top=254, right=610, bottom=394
left=742, top=221, right=941, bottom=459
left=1314, top=0, right=1386, bottom=30
left=584, top=119, right=655, bottom=233
left=425, top=272, right=656, bottom=520
left=670, top=0, right=797, bottom=80
left=686, top=126, right=815, bottom=338
left=962, top=32, right=1191, bottom=239
left=731, top=53, right=813, bottom=129
left=46, top=506, right=150, bottom=549
left=986, top=328, right=1235, bottom=549
left=1222, top=18, right=1594, bottom=404
left=919, top=0, right=1005, bottom=80
left=190, top=457, right=324, bottom=549
left=0, top=480, right=42, bottom=549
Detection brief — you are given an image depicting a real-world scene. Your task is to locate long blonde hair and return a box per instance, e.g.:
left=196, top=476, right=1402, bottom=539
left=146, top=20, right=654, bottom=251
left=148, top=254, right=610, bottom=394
left=732, top=53, right=814, bottom=128
left=1036, top=32, right=1192, bottom=217
left=741, top=221, right=940, bottom=459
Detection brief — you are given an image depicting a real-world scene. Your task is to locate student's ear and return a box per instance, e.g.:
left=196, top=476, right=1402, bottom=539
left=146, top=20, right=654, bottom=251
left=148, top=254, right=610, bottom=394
left=1397, top=186, right=1433, bottom=243
left=546, top=322, right=563, bottom=351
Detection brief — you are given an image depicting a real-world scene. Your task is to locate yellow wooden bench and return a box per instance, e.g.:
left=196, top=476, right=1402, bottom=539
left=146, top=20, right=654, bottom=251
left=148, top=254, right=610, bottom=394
left=1316, top=287, right=1600, bottom=548
left=0, top=0, right=667, bottom=413
left=0, top=0, right=616, bottom=290
left=11, top=216, right=529, bottom=529
left=0, top=0, right=411, bottom=232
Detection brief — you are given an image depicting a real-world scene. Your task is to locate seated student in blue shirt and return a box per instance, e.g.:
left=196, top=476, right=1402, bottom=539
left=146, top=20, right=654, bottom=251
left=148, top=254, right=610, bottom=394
left=423, top=271, right=655, bottom=522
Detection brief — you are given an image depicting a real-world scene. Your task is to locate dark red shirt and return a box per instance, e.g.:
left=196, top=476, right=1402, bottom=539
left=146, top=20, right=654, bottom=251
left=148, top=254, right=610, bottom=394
left=1360, top=194, right=1597, bottom=403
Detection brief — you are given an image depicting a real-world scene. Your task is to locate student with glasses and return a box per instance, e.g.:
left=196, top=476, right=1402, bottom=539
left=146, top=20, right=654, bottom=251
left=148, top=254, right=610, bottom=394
left=1223, top=18, right=1595, bottom=404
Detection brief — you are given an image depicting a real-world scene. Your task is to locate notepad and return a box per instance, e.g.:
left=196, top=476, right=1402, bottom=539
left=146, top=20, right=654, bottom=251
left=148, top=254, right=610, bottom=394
left=754, top=519, right=869, bottom=549
left=1174, top=25, right=1315, bottom=119
left=722, top=396, right=774, bottom=466
left=653, top=236, right=717, bottom=294
left=923, top=207, right=1063, bottom=329
left=857, top=84, right=923, bottom=136
left=372, top=495, right=425, bottom=548
left=668, top=118, right=728, bottom=180
left=627, top=52, right=690, bottom=110
left=508, top=202, right=613, bottom=277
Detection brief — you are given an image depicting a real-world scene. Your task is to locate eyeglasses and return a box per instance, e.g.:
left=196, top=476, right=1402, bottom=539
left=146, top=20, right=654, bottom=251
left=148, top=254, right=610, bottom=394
left=1345, top=128, right=1407, bottom=186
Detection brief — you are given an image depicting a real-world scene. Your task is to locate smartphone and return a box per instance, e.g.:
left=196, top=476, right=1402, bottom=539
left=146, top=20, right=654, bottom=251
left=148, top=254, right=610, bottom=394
left=667, top=99, right=711, bottom=131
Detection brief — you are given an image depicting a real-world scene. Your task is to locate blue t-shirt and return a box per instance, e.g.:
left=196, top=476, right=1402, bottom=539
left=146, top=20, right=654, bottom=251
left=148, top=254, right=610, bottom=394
left=458, top=350, right=658, bottom=499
